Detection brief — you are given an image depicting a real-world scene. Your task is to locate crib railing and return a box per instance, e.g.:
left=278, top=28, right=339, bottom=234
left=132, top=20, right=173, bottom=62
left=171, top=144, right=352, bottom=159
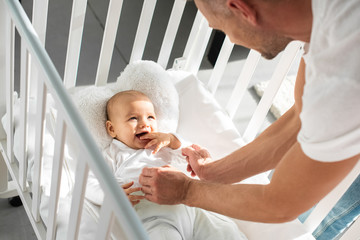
left=0, top=0, right=148, bottom=239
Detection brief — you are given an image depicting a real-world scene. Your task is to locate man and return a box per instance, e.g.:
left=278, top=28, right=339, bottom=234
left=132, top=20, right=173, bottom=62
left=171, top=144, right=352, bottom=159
left=139, top=0, right=360, bottom=235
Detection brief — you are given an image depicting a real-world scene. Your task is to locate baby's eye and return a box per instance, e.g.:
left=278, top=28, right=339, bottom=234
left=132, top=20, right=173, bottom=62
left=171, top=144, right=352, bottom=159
left=129, top=117, right=137, bottom=121
left=148, top=115, right=156, bottom=120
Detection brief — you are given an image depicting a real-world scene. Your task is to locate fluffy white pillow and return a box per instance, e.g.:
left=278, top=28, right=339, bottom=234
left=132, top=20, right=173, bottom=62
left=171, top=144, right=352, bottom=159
left=168, top=70, right=246, bottom=159
left=68, top=60, right=179, bottom=149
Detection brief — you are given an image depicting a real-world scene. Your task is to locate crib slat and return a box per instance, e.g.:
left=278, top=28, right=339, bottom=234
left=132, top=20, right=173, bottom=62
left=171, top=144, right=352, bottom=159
left=63, top=0, right=88, bottom=88
left=67, top=156, right=89, bottom=240
left=29, top=0, right=49, bottom=99
left=32, top=81, right=47, bottom=222
left=5, top=15, right=15, bottom=164
left=129, top=0, right=157, bottom=63
left=157, top=0, right=187, bottom=68
left=207, top=36, right=234, bottom=94
left=242, top=41, right=302, bottom=143
left=19, top=41, right=30, bottom=191
left=46, top=115, right=67, bottom=240
left=304, top=160, right=360, bottom=233
left=226, top=50, right=261, bottom=119
left=95, top=0, right=124, bottom=86
left=183, top=10, right=203, bottom=59
left=184, top=12, right=212, bottom=74
left=96, top=197, right=115, bottom=240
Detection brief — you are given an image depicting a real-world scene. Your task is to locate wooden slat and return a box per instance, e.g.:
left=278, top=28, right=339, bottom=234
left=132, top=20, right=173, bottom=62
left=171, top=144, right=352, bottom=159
left=129, top=0, right=157, bottom=63
left=46, top=115, right=66, bottom=240
left=29, top=0, right=49, bottom=99
left=19, top=41, right=30, bottom=191
left=207, top=36, right=234, bottom=94
left=5, top=16, right=14, bottom=163
left=96, top=197, right=115, bottom=240
left=31, top=81, right=47, bottom=222
left=242, top=41, right=302, bottom=143
left=157, top=0, right=186, bottom=68
left=95, top=0, right=124, bottom=86
left=182, top=10, right=203, bottom=59
left=66, top=156, right=89, bottom=240
left=225, top=50, right=260, bottom=119
left=63, top=0, right=88, bottom=88
left=184, top=12, right=212, bottom=74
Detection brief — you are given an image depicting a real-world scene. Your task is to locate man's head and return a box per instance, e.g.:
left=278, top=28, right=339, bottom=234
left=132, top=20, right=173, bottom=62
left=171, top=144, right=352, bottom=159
left=194, top=0, right=294, bottom=59
left=106, top=90, right=158, bottom=149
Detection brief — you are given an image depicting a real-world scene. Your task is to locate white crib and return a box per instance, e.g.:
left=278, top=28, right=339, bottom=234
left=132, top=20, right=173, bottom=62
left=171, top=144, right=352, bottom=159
left=0, top=0, right=359, bottom=239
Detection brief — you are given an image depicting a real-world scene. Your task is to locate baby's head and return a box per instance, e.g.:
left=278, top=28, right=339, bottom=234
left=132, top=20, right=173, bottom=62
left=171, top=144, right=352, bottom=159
left=106, top=90, right=158, bottom=149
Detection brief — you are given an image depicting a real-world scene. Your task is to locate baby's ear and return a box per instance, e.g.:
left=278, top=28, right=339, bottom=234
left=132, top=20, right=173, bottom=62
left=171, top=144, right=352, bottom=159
left=106, top=120, right=116, bottom=138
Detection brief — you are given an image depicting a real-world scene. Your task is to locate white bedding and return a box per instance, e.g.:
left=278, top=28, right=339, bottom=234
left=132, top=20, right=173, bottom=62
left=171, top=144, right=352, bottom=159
left=2, top=60, right=309, bottom=239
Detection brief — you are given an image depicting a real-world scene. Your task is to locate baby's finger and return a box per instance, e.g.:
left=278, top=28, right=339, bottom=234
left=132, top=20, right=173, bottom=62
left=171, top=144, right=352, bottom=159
left=126, top=187, right=142, bottom=194
left=144, top=139, right=158, bottom=149
left=152, top=143, right=165, bottom=154
left=140, top=132, right=155, bottom=140
left=122, top=181, right=134, bottom=189
left=129, top=194, right=145, bottom=202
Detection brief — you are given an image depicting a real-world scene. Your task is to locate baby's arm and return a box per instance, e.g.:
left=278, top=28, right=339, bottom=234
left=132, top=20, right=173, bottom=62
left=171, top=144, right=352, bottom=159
left=140, top=132, right=181, bottom=154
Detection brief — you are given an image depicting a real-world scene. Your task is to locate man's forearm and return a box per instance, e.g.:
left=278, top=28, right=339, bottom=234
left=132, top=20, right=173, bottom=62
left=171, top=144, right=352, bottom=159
left=183, top=143, right=359, bottom=223
left=202, top=105, right=301, bottom=184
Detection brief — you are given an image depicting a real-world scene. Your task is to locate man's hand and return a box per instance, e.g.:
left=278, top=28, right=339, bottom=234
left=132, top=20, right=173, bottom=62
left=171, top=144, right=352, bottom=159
left=182, top=144, right=213, bottom=179
left=139, top=165, right=191, bottom=204
left=141, top=133, right=181, bottom=154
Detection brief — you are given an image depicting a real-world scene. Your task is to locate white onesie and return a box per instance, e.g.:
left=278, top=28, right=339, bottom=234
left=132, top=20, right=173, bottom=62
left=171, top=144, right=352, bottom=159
left=86, top=138, right=247, bottom=240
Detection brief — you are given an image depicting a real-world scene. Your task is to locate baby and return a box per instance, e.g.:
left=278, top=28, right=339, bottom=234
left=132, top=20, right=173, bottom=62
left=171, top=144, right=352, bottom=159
left=86, top=90, right=246, bottom=240
left=105, top=90, right=183, bottom=205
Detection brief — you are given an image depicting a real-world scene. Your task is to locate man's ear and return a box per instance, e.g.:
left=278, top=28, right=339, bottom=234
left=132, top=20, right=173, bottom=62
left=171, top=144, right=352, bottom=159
left=226, top=0, right=257, bottom=26
left=106, top=120, right=116, bottom=138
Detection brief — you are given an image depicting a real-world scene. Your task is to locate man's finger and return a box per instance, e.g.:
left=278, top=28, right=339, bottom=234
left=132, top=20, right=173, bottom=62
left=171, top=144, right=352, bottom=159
left=191, top=144, right=202, bottom=151
left=141, top=185, right=152, bottom=195
left=141, top=167, right=156, bottom=177
left=181, top=146, right=196, bottom=157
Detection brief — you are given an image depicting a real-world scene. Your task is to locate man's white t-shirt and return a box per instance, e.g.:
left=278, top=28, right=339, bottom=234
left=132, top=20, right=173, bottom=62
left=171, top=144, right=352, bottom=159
left=298, top=0, right=360, bottom=162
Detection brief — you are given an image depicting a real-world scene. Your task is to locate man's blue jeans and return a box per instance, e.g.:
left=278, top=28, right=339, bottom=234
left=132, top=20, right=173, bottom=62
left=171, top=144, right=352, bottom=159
left=299, top=174, right=360, bottom=239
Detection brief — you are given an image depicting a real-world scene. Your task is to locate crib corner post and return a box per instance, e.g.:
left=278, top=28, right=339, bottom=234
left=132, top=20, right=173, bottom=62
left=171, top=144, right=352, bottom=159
left=0, top=0, right=7, bottom=140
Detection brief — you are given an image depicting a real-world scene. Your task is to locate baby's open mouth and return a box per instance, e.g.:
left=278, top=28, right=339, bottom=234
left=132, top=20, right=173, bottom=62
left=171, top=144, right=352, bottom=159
left=136, top=132, right=148, bottom=138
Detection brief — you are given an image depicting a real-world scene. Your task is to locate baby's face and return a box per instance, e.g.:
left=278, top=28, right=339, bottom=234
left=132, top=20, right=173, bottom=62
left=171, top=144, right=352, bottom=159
left=109, top=95, right=158, bottom=149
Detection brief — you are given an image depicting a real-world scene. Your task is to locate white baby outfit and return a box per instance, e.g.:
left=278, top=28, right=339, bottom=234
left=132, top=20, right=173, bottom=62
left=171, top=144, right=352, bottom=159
left=86, top=138, right=246, bottom=240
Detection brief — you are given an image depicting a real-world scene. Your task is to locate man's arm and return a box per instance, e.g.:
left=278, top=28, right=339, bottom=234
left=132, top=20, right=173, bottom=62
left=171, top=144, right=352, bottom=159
left=142, top=143, right=359, bottom=223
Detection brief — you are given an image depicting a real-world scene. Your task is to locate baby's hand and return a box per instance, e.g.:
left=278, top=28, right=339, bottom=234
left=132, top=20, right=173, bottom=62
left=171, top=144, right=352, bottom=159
left=122, top=181, right=145, bottom=206
left=140, top=132, right=180, bottom=154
